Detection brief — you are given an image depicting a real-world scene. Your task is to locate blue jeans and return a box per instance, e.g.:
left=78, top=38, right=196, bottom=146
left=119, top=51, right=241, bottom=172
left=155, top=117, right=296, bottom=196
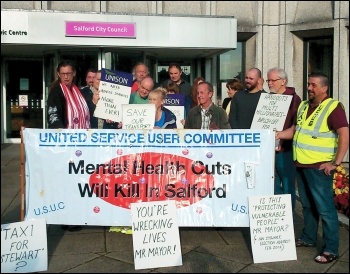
left=296, top=167, right=339, bottom=255
left=275, top=150, right=296, bottom=211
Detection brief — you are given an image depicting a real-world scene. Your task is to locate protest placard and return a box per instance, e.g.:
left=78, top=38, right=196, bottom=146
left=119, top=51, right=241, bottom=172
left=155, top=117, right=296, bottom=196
left=122, top=104, right=156, bottom=130
left=248, top=194, right=296, bottom=263
left=164, top=94, right=185, bottom=107
left=93, top=68, right=133, bottom=121
left=131, top=200, right=182, bottom=270
left=251, top=93, right=292, bottom=131
left=1, top=218, right=48, bottom=273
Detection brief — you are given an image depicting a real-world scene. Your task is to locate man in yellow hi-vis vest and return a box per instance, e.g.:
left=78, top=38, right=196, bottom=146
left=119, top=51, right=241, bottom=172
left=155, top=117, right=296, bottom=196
left=277, top=72, right=349, bottom=264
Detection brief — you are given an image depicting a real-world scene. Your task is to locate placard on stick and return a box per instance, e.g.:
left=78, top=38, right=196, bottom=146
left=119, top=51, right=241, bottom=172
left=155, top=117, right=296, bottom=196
left=131, top=200, right=182, bottom=270
left=1, top=218, right=48, bottom=273
left=248, top=195, right=296, bottom=263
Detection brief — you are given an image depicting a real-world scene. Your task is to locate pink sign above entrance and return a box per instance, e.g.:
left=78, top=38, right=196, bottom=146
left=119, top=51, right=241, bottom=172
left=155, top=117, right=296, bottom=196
left=66, top=21, right=136, bottom=38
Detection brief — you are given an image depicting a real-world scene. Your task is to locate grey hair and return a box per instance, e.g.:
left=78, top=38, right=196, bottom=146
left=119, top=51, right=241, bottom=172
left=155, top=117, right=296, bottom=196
left=267, top=67, right=288, bottom=84
left=132, top=62, right=149, bottom=76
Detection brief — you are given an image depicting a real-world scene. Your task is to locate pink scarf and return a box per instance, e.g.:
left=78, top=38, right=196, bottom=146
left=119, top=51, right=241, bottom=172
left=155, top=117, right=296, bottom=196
left=60, top=83, right=91, bottom=129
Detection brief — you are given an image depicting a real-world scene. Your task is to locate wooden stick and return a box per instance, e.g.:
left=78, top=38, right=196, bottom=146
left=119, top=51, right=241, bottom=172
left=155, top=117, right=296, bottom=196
left=20, top=126, right=25, bottom=221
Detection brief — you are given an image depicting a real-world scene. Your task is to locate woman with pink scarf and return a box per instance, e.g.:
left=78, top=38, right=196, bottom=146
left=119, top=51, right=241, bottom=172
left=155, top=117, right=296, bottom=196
left=46, top=60, right=90, bottom=232
left=47, top=60, right=90, bottom=129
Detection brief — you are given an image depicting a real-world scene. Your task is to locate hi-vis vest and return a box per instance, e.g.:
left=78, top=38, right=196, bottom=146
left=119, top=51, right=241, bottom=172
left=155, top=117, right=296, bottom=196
left=293, top=98, right=338, bottom=164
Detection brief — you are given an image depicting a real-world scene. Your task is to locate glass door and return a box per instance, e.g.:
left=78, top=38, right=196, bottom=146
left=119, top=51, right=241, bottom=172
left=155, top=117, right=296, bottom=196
left=4, top=59, right=44, bottom=141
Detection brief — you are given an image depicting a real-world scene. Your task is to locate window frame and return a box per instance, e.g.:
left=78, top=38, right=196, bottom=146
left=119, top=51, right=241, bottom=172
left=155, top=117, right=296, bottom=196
left=303, top=36, right=334, bottom=99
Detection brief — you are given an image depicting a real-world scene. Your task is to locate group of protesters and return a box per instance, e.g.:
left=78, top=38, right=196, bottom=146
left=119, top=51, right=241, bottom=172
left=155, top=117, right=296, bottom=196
left=46, top=60, right=348, bottom=264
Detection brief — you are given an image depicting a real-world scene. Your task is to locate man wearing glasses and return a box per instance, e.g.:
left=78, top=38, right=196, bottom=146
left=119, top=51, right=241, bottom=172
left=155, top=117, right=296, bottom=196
left=129, top=77, right=155, bottom=104
left=267, top=67, right=301, bottom=213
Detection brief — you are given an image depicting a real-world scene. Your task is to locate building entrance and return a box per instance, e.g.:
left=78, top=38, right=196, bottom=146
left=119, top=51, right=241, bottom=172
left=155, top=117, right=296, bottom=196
left=4, top=59, right=43, bottom=141
left=1, top=48, right=215, bottom=143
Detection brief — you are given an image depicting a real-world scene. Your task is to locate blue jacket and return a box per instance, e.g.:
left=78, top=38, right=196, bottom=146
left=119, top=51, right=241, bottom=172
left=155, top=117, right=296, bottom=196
left=161, top=107, right=177, bottom=129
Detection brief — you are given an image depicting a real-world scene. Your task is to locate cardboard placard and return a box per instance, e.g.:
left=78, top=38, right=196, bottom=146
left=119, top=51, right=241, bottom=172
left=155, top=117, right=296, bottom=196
left=251, top=93, right=292, bottom=131
left=131, top=200, right=182, bottom=270
left=122, top=104, right=156, bottom=130
left=249, top=195, right=297, bottom=263
left=93, top=68, right=133, bottom=121
left=1, top=219, right=48, bottom=273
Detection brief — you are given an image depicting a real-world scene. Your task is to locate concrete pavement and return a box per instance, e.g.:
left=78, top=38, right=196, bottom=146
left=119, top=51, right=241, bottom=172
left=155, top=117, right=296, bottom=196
left=2, top=144, right=349, bottom=273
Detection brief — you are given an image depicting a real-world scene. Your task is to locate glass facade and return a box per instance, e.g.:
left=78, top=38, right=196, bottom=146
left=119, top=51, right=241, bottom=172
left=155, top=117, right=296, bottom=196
left=217, top=42, right=243, bottom=104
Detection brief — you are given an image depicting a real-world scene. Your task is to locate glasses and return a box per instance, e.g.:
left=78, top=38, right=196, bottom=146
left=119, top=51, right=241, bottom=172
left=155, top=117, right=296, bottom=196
left=266, top=78, right=281, bottom=83
left=59, top=72, right=74, bottom=77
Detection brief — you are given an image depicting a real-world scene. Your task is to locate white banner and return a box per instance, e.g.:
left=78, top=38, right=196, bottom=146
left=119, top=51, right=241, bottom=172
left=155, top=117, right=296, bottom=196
left=23, top=128, right=275, bottom=227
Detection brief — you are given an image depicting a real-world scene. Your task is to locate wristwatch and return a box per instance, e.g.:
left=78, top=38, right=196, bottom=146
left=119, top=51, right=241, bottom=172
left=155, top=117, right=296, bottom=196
left=331, top=161, right=340, bottom=167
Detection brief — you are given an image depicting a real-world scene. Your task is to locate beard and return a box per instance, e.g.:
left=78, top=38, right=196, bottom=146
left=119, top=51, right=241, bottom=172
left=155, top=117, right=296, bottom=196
left=245, top=83, right=257, bottom=91
left=308, top=91, right=315, bottom=101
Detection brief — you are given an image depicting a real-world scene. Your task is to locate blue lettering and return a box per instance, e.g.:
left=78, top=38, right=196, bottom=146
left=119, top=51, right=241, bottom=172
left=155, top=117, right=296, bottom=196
left=39, top=132, right=87, bottom=143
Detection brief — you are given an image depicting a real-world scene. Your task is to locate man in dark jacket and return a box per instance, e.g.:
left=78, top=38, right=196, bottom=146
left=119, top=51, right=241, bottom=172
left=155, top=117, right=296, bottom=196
left=80, top=70, right=120, bottom=129
left=184, top=81, right=230, bottom=130
left=229, top=68, right=267, bottom=129
left=161, top=63, right=192, bottom=97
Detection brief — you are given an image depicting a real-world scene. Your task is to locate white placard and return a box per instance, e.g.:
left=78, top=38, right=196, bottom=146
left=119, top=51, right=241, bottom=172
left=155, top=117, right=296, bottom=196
left=1, top=219, right=48, bottom=273
left=131, top=200, right=182, bottom=270
left=93, top=68, right=133, bottom=122
left=249, top=195, right=297, bottom=264
left=122, top=104, right=156, bottom=130
left=251, top=94, right=292, bottom=131
left=166, top=105, right=184, bottom=129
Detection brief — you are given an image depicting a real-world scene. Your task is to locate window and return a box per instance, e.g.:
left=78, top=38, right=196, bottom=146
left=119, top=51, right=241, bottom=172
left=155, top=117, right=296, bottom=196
left=217, top=42, right=244, bottom=103
left=304, top=37, right=333, bottom=97
left=108, top=51, right=143, bottom=75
